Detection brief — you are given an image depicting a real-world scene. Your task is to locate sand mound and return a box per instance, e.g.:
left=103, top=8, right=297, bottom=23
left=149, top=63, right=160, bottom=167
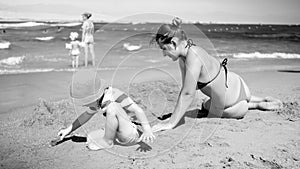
left=126, top=80, right=204, bottom=119
left=20, top=80, right=204, bottom=128
left=22, top=98, right=75, bottom=127
left=276, top=101, right=300, bottom=121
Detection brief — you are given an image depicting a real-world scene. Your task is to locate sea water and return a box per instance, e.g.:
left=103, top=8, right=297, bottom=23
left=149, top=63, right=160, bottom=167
left=0, top=21, right=299, bottom=75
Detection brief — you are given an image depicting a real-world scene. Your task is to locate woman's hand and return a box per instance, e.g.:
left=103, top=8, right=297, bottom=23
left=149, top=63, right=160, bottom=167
left=58, top=125, right=72, bottom=140
left=152, top=120, right=174, bottom=133
left=138, top=130, right=156, bottom=143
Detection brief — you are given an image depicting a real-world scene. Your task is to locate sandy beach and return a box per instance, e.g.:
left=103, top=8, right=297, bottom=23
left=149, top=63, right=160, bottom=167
left=0, top=68, right=299, bottom=169
left=1, top=1, right=300, bottom=168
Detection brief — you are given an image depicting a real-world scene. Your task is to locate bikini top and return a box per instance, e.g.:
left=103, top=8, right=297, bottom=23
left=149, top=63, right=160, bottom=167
left=184, top=39, right=228, bottom=89
left=197, top=58, right=228, bottom=89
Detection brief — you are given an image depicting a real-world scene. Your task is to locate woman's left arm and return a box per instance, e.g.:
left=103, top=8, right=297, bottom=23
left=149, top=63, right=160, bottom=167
left=81, top=22, right=87, bottom=42
left=152, top=52, right=202, bottom=132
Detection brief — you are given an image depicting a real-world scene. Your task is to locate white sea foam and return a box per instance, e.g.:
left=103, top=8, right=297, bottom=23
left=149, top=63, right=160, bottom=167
left=217, top=53, right=232, bottom=58
left=0, top=22, right=46, bottom=28
left=0, top=56, right=25, bottom=66
left=43, top=58, right=68, bottom=62
left=50, top=22, right=81, bottom=27
left=145, top=59, right=161, bottom=63
left=123, top=43, right=142, bottom=51
left=0, top=41, right=11, bottom=49
left=35, top=36, right=54, bottom=41
left=233, top=52, right=300, bottom=59
left=0, top=68, right=56, bottom=75
left=0, top=67, right=136, bottom=75
left=32, top=55, right=68, bottom=62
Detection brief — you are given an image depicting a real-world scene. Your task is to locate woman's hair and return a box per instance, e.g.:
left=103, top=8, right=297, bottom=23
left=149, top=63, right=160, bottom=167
left=82, top=12, right=92, bottom=19
left=152, top=17, right=187, bottom=45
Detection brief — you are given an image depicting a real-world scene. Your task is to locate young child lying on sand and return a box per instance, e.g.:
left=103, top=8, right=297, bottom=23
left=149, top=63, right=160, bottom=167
left=58, top=69, right=155, bottom=150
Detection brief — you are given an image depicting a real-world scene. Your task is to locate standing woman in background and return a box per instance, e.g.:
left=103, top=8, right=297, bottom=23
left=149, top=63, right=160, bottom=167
left=81, top=12, right=95, bottom=67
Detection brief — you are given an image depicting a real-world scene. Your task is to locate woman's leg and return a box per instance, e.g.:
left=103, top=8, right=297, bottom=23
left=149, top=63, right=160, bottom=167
left=223, top=100, right=249, bottom=119
left=240, top=76, right=282, bottom=110
left=203, top=98, right=248, bottom=119
left=248, top=95, right=282, bottom=110
left=89, top=44, right=95, bottom=66
left=84, top=44, right=89, bottom=67
left=202, top=73, right=282, bottom=119
left=203, top=97, right=282, bottom=119
left=72, top=58, right=75, bottom=68
left=203, top=97, right=281, bottom=119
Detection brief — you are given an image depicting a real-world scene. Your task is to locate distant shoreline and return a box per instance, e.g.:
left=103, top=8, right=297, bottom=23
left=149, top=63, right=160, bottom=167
left=0, top=19, right=299, bottom=26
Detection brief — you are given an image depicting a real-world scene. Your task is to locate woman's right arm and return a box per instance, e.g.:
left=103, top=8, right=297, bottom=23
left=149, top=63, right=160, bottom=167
left=152, top=51, right=202, bottom=132
left=179, top=57, right=186, bottom=87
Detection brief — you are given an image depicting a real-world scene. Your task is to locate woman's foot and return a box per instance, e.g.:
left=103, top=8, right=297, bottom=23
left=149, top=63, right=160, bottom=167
left=257, top=97, right=283, bottom=110
left=264, top=96, right=281, bottom=103
left=264, top=96, right=283, bottom=109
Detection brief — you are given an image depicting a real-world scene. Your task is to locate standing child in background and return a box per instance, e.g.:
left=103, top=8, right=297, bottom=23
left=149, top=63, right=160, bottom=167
left=66, top=32, right=81, bottom=68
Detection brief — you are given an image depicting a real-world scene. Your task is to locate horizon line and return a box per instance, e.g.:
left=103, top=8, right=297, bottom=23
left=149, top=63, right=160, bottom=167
left=0, top=18, right=299, bottom=26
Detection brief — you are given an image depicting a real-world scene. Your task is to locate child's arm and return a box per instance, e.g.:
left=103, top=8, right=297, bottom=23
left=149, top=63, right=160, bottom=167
left=58, top=109, right=97, bottom=140
left=126, top=103, right=155, bottom=143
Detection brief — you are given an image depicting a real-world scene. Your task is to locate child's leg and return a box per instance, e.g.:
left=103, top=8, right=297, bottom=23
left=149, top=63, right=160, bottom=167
left=104, top=102, right=138, bottom=145
left=87, top=102, right=134, bottom=150
left=72, top=57, right=75, bottom=68
left=84, top=44, right=89, bottom=67
left=75, top=55, right=79, bottom=68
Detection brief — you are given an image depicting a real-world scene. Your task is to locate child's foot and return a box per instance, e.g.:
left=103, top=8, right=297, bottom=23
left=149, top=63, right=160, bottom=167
left=87, top=137, right=113, bottom=151
left=86, top=129, right=114, bottom=151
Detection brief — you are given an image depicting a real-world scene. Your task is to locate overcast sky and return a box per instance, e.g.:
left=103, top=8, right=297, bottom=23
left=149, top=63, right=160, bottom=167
left=0, top=0, right=299, bottom=24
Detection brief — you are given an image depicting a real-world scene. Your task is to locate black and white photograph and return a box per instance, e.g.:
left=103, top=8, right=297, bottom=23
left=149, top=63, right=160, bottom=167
left=0, top=0, right=299, bottom=168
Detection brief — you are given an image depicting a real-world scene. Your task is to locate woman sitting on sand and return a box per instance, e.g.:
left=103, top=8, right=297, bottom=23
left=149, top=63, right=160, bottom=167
left=81, top=12, right=96, bottom=67
left=151, top=18, right=282, bottom=132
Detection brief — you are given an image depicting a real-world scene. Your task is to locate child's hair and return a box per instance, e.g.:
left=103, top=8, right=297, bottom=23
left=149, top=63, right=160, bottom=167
left=152, top=17, right=187, bottom=45
left=69, top=32, right=79, bottom=40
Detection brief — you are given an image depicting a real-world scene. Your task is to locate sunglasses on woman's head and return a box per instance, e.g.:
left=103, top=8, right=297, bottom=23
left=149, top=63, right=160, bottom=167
left=156, top=36, right=173, bottom=50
